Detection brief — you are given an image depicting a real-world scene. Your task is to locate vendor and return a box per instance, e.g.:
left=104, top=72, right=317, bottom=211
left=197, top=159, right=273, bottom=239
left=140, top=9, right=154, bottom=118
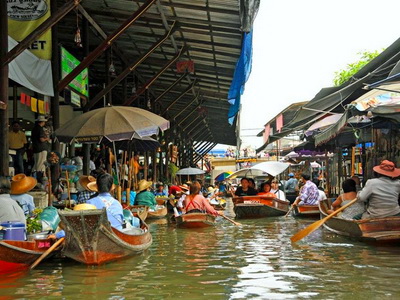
left=0, top=177, right=26, bottom=225
left=358, top=160, right=400, bottom=219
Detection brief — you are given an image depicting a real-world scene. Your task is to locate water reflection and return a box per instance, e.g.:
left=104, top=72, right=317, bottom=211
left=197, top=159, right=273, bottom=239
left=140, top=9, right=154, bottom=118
left=2, top=216, right=400, bottom=299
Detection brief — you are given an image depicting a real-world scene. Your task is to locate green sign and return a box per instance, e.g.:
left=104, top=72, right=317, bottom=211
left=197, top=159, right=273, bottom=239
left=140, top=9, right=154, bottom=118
left=60, top=47, right=89, bottom=97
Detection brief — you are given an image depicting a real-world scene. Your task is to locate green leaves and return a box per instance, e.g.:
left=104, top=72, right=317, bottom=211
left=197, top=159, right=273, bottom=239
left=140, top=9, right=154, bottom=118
left=333, top=50, right=383, bottom=86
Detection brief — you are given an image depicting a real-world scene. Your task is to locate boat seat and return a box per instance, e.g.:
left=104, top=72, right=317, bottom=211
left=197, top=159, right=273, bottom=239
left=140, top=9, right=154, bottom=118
left=120, top=227, right=144, bottom=236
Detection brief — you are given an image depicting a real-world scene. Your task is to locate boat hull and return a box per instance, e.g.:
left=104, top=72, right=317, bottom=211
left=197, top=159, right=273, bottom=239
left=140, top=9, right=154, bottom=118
left=233, top=196, right=289, bottom=219
left=319, top=199, right=400, bottom=243
left=0, top=240, right=52, bottom=273
left=292, top=205, right=320, bottom=218
left=59, top=209, right=152, bottom=265
left=130, top=205, right=149, bottom=221
left=176, top=213, right=216, bottom=228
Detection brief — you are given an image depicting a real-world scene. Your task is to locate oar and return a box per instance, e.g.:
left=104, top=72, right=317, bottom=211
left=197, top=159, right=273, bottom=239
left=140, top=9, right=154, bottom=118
left=290, top=198, right=358, bottom=243
left=221, top=214, right=242, bottom=226
left=30, top=237, right=65, bottom=270
left=285, top=205, right=294, bottom=218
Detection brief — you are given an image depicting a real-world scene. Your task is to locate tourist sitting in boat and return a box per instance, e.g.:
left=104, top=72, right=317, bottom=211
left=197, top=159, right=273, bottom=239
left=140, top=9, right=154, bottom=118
left=135, top=179, right=157, bottom=210
left=183, top=181, right=221, bottom=216
left=154, top=182, right=168, bottom=197
left=357, top=160, right=400, bottom=219
left=292, top=174, right=319, bottom=206
left=0, top=177, right=26, bottom=225
left=176, top=184, right=190, bottom=209
left=248, top=178, right=256, bottom=190
left=327, top=179, right=364, bottom=219
left=169, top=184, right=182, bottom=196
left=10, top=174, right=37, bottom=216
left=86, top=173, right=125, bottom=230
left=270, top=179, right=286, bottom=201
left=77, top=175, right=97, bottom=204
left=257, top=181, right=271, bottom=195
left=285, top=173, right=298, bottom=204
left=234, top=178, right=258, bottom=196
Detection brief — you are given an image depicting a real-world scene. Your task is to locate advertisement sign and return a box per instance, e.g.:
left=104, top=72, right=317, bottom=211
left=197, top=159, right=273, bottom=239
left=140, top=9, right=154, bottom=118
left=7, top=0, right=52, bottom=60
left=61, top=47, right=89, bottom=97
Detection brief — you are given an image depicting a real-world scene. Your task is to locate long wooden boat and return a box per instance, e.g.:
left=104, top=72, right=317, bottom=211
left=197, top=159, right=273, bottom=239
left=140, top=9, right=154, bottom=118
left=147, top=206, right=168, bottom=219
left=319, top=199, right=400, bottom=243
left=233, top=195, right=289, bottom=219
left=292, top=204, right=320, bottom=218
left=59, top=208, right=152, bottom=265
left=130, top=205, right=149, bottom=221
left=175, top=212, right=217, bottom=228
left=0, top=239, right=56, bottom=273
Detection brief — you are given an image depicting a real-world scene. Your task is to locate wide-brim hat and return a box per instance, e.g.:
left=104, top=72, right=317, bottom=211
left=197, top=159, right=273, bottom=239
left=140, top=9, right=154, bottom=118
left=11, top=174, right=37, bottom=195
left=373, top=160, right=400, bottom=178
left=74, top=203, right=97, bottom=211
left=79, top=175, right=96, bottom=191
left=87, top=181, right=116, bottom=192
left=36, top=115, right=47, bottom=122
left=179, top=184, right=189, bottom=191
left=137, top=179, right=153, bottom=192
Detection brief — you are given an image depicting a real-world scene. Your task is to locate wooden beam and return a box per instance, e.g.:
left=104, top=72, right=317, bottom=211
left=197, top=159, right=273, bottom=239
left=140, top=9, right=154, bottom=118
left=153, top=72, right=187, bottom=104
left=58, top=0, right=156, bottom=92
left=161, top=81, right=196, bottom=115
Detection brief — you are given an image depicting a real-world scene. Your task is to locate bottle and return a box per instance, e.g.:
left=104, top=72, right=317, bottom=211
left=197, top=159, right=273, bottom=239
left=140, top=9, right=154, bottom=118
left=173, top=207, right=180, bottom=217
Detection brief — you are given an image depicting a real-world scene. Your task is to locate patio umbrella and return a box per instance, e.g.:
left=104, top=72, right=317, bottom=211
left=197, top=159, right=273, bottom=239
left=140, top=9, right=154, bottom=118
left=102, top=136, right=160, bottom=152
left=214, top=171, right=233, bottom=182
left=176, top=168, right=205, bottom=175
left=55, top=106, right=169, bottom=144
left=227, top=161, right=290, bottom=179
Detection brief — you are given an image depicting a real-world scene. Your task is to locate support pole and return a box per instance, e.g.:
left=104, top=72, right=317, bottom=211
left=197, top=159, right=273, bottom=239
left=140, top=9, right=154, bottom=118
left=87, top=25, right=175, bottom=109
left=182, top=115, right=202, bottom=132
left=123, top=46, right=185, bottom=106
left=172, top=93, right=199, bottom=120
left=2, top=0, right=82, bottom=66
left=58, top=0, right=156, bottom=92
left=177, top=104, right=200, bottom=126
left=161, top=81, right=196, bottom=115
left=0, top=0, right=9, bottom=176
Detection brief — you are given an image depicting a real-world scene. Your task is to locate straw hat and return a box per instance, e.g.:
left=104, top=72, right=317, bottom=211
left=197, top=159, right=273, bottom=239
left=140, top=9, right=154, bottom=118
left=207, top=186, right=215, bottom=193
left=11, top=174, right=37, bottom=195
left=73, top=203, right=97, bottom=211
left=137, top=179, right=152, bottom=192
left=86, top=181, right=116, bottom=193
left=373, top=160, right=400, bottom=178
left=79, top=175, right=96, bottom=191
left=36, top=115, right=47, bottom=122
left=179, top=184, right=189, bottom=191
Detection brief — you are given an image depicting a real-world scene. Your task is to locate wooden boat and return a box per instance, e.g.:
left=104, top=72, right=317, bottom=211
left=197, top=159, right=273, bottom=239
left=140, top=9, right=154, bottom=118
left=147, top=206, right=168, bottom=219
left=319, top=199, right=400, bottom=243
left=292, top=204, right=320, bottom=218
left=0, top=239, right=56, bottom=273
left=175, top=212, right=217, bottom=228
left=130, top=205, right=149, bottom=221
left=233, top=195, right=289, bottom=219
left=58, top=208, right=152, bottom=265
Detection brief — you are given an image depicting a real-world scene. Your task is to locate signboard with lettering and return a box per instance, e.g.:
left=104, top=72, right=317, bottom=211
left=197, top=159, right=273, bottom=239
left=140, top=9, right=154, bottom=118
left=61, top=47, right=89, bottom=97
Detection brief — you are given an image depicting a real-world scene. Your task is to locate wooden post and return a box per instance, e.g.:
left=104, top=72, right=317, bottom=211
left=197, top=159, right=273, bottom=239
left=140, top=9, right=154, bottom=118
left=351, top=146, right=355, bottom=177
left=0, top=0, right=9, bottom=176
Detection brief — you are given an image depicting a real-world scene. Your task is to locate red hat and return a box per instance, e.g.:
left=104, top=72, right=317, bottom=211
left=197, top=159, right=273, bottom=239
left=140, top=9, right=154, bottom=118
left=373, top=160, right=400, bottom=178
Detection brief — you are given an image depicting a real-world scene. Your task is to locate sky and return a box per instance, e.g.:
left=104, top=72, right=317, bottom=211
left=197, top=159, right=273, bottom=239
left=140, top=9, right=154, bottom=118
left=238, top=0, right=400, bottom=149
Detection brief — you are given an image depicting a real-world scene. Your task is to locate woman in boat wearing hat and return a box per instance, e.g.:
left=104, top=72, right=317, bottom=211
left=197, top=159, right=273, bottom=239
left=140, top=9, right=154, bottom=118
left=183, top=181, right=220, bottom=216
left=10, top=174, right=37, bottom=215
left=357, top=160, right=400, bottom=219
left=0, top=177, right=26, bottom=225
left=77, top=175, right=97, bottom=204
left=135, top=179, right=157, bottom=210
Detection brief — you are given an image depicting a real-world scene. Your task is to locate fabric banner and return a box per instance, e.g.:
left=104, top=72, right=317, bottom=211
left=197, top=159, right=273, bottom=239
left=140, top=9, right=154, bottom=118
left=8, top=36, right=54, bottom=96
left=7, top=0, right=52, bottom=60
left=263, top=124, right=270, bottom=144
left=276, top=114, right=283, bottom=133
left=38, top=100, right=45, bottom=114
left=31, top=97, right=38, bottom=112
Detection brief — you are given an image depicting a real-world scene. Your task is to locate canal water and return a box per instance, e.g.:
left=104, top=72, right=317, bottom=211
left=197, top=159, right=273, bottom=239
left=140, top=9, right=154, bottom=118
left=1, top=211, right=400, bottom=299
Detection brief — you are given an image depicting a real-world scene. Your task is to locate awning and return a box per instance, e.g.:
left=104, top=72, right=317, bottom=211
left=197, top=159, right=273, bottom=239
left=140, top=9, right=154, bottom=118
left=314, top=110, right=351, bottom=146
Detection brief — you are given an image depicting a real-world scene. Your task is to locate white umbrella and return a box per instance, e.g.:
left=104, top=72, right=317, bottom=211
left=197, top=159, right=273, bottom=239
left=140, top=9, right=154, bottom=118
left=227, top=161, right=290, bottom=179
left=176, top=167, right=205, bottom=175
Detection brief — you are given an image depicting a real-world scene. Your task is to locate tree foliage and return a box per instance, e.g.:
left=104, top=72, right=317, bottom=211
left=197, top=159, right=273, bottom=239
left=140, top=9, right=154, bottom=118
left=333, top=50, right=382, bottom=86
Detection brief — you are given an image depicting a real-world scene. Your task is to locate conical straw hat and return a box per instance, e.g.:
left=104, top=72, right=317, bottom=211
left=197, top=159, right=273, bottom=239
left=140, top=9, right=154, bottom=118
left=11, top=174, right=37, bottom=195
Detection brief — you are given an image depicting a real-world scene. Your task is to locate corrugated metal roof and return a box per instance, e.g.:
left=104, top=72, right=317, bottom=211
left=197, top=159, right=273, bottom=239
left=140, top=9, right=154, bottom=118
left=56, top=0, right=245, bottom=145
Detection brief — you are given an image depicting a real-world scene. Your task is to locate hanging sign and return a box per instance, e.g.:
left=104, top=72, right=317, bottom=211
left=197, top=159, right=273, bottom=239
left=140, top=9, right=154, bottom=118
left=60, top=47, right=89, bottom=97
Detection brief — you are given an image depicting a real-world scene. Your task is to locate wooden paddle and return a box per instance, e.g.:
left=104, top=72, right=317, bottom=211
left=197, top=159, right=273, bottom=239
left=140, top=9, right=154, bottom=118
left=285, top=205, right=294, bottom=217
left=221, top=214, right=242, bottom=226
left=290, top=198, right=358, bottom=243
left=30, top=237, right=65, bottom=270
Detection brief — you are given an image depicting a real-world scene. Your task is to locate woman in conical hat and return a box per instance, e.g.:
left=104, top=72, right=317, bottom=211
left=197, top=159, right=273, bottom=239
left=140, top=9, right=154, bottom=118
left=10, top=174, right=37, bottom=215
left=135, top=179, right=157, bottom=210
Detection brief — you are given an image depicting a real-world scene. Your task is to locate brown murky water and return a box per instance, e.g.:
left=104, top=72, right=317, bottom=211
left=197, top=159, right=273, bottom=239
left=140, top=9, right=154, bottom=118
left=1, top=211, right=400, bottom=299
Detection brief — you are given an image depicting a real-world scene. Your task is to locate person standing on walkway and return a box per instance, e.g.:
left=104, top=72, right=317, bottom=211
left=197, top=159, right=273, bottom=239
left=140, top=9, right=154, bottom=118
left=31, top=115, right=49, bottom=181
left=8, top=121, right=28, bottom=174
